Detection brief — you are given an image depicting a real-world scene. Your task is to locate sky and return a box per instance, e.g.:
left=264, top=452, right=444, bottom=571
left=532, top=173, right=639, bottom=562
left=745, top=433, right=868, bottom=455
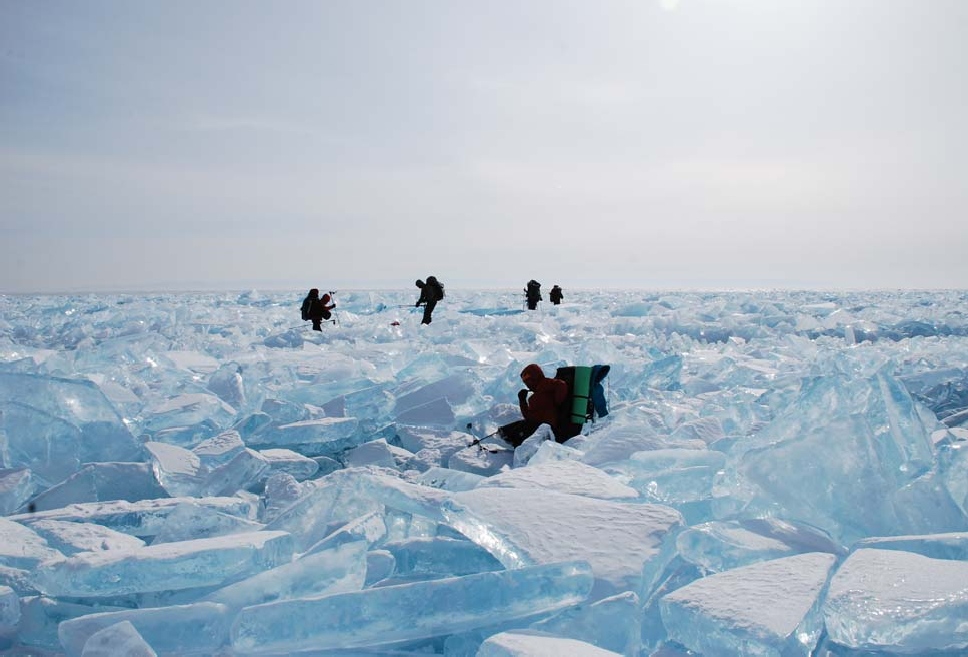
left=1, top=0, right=967, bottom=293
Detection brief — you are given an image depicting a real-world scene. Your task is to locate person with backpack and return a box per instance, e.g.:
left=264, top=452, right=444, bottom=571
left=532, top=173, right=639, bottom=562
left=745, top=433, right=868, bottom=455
left=301, top=288, right=335, bottom=331
left=549, top=285, right=563, bottom=305
left=496, top=363, right=569, bottom=447
left=525, top=280, right=542, bottom=310
left=415, top=276, right=444, bottom=324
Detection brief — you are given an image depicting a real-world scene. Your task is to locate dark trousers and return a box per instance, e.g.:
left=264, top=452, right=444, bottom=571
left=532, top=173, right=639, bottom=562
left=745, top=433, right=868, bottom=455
left=421, top=300, right=437, bottom=324
left=527, top=300, right=538, bottom=310
left=311, top=310, right=331, bottom=331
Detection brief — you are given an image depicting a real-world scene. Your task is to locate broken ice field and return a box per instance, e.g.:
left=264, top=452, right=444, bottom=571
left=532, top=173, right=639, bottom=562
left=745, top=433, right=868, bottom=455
left=2, top=288, right=968, bottom=655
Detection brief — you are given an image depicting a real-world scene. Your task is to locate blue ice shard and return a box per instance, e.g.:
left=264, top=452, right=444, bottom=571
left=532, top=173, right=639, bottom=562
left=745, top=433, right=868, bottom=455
left=58, top=602, right=231, bottom=657
left=0, top=564, right=36, bottom=596
left=382, top=537, right=503, bottom=578
left=259, top=448, right=319, bottom=480
left=144, top=442, right=204, bottom=497
left=12, top=496, right=256, bottom=538
left=478, top=630, right=621, bottom=657
left=1, top=401, right=83, bottom=486
left=149, top=501, right=265, bottom=544
left=365, top=549, right=395, bottom=585
left=530, top=591, right=640, bottom=655
left=29, top=462, right=168, bottom=512
left=229, top=560, right=593, bottom=654
left=676, top=519, right=845, bottom=573
left=0, top=467, right=34, bottom=514
left=251, top=417, right=362, bottom=456
left=615, top=448, right=725, bottom=504
left=660, top=552, right=836, bottom=657
left=203, top=540, right=366, bottom=610
left=80, top=620, right=157, bottom=657
left=353, top=471, right=452, bottom=523
left=854, top=531, right=968, bottom=560
left=0, top=585, right=19, bottom=632
left=28, top=519, right=145, bottom=555
left=18, top=596, right=124, bottom=651
left=443, top=487, right=683, bottom=600
left=191, top=430, right=245, bottom=469
left=0, top=517, right=64, bottom=568
left=207, top=362, right=245, bottom=410
left=264, top=469, right=382, bottom=551
left=33, top=531, right=292, bottom=597
left=0, top=374, right=143, bottom=465
left=303, top=511, right=386, bottom=554
left=143, top=393, right=236, bottom=433
left=823, top=548, right=968, bottom=653
left=199, top=448, right=269, bottom=497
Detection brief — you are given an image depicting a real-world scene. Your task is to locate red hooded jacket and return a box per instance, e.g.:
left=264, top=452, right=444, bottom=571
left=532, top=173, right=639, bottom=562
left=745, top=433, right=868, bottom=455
left=519, top=364, right=568, bottom=428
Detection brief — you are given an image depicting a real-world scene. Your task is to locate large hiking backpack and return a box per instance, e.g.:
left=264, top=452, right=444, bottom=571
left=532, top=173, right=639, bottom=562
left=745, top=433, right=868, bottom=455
left=427, top=277, right=444, bottom=301
left=300, top=297, right=311, bottom=321
left=553, top=365, right=611, bottom=441
left=526, top=280, right=542, bottom=301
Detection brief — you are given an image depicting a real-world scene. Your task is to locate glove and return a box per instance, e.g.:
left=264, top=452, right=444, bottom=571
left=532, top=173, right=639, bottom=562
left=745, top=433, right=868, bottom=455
left=517, top=389, right=529, bottom=403
left=415, top=302, right=421, bottom=307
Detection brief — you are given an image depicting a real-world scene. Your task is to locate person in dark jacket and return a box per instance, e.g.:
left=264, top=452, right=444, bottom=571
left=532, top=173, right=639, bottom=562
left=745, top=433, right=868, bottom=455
left=415, top=276, right=444, bottom=324
left=525, top=280, right=542, bottom=310
left=497, top=363, right=569, bottom=446
left=301, top=288, right=335, bottom=331
left=549, top=285, right=563, bottom=305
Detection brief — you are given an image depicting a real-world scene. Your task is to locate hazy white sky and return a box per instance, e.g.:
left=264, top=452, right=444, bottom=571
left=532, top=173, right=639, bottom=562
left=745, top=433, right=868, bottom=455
left=2, top=0, right=966, bottom=292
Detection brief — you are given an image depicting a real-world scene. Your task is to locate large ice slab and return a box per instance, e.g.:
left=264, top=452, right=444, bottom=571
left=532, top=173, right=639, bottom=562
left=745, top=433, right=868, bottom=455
left=12, top=496, right=256, bottom=538
left=476, top=459, right=639, bottom=500
left=477, top=630, right=621, bottom=657
left=58, top=601, right=231, bottom=657
left=823, top=548, right=968, bottom=653
left=382, top=537, right=503, bottom=578
left=0, top=585, right=19, bottom=631
left=258, top=448, right=318, bottom=480
left=230, top=560, right=593, bottom=654
left=0, top=517, right=63, bottom=568
left=81, top=620, right=157, bottom=657
left=0, top=467, right=34, bottom=514
left=28, top=519, right=145, bottom=555
left=442, top=487, right=684, bottom=599
left=530, top=591, right=640, bottom=655
left=30, top=462, right=169, bottom=512
left=150, top=501, right=265, bottom=544
left=204, top=540, right=366, bottom=610
left=18, top=596, right=125, bottom=650
left=853, top=531, right=968, bottom=560
left=144, top=393, right=236, bottom=433
left=676, top=519, right=845, bottom=573
left=144, top=442, right=204, bottom=497
left=660, top=552, right=837, bottom=656
left=0, top=374, right=143, bottom=466
left=33, top=531, right=292, bottom=596
left=249, top=417, right=362, bottom=456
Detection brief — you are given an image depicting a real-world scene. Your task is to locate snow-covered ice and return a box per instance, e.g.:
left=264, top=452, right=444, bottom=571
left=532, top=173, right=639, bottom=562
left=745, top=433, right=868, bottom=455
left=2, top=288, right=968, bottom=654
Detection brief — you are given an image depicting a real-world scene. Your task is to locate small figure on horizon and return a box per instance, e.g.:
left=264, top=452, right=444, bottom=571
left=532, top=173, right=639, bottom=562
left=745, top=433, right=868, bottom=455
left=549, top=285, right=563, bottom=305
left=525, top=279, right=542, bottom=310
left=415, top=276, right=445, bottom=324
left=301, top=288, right=335, bottom=331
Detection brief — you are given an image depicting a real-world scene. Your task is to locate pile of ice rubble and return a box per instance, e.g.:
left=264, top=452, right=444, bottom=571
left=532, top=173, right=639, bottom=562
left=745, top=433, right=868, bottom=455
left=1, top=289, right=968, bottom=656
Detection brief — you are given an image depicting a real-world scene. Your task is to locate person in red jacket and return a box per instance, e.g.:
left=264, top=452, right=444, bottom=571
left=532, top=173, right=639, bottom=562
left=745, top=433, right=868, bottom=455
left=497, top=364, right=570, bottom=447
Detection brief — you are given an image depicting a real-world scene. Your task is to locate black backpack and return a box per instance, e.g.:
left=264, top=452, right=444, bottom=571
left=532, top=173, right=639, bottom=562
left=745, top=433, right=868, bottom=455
left=300, top=297, right=311, bottom=321
left=428, top=277, right=445, bottom=301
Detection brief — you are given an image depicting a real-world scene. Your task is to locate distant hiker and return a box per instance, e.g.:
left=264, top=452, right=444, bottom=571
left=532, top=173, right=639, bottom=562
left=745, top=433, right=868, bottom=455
left=301, top=288, right=335, bottom=331
left=415, top=276, right=445, bottom=325
left=549, top=285, right=563, bottom=305
left=525, top=280, right=542, bottom=310
left=497, top=364, right=569, bottom=447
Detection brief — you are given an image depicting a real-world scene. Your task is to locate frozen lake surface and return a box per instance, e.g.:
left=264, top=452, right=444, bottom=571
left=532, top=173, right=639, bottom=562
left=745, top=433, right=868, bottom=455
left=2, top=288, right=968, bottom=655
